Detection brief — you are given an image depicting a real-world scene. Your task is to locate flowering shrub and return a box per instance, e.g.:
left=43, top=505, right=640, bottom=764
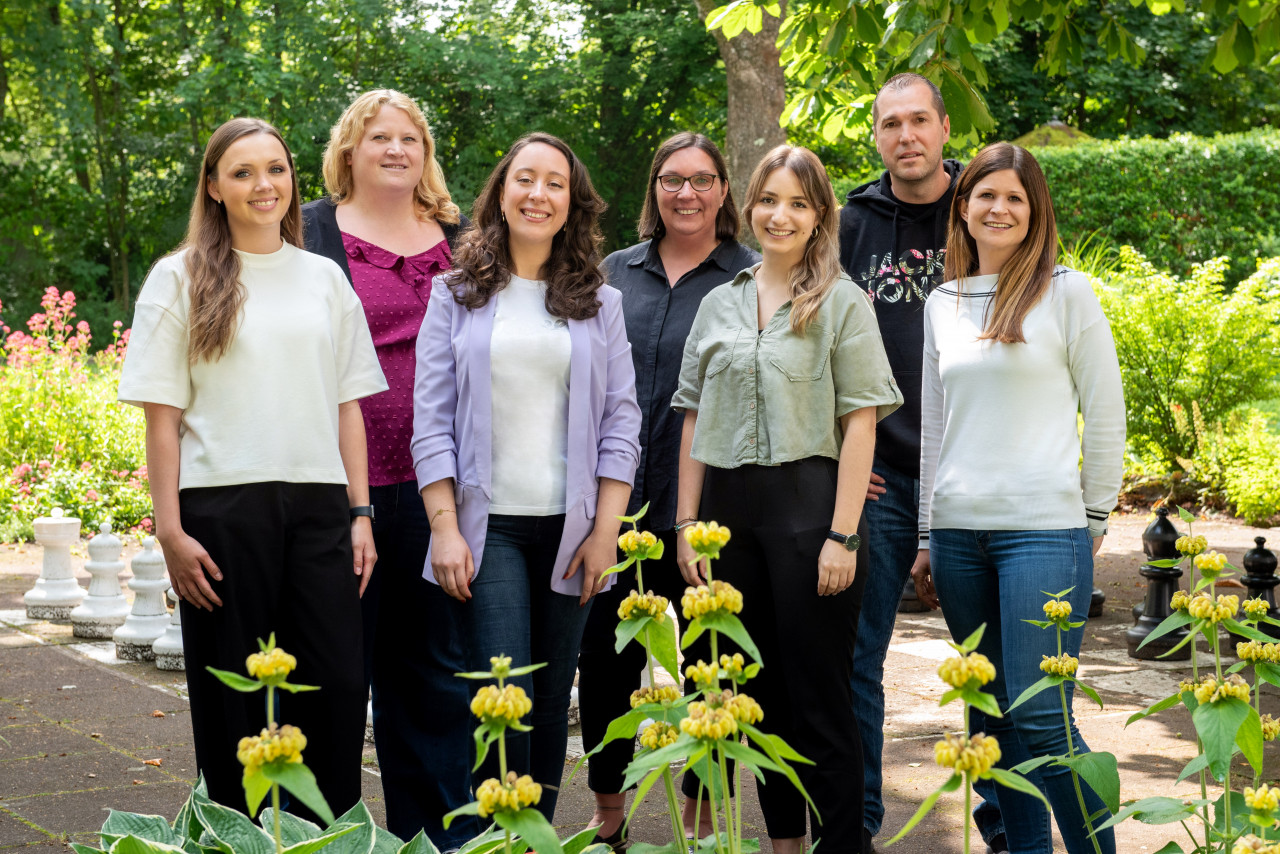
left=0, top=288, right=148, bottom=540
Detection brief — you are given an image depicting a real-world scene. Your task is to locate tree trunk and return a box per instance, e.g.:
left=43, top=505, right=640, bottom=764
left=691, top=0, right=787, bottom=229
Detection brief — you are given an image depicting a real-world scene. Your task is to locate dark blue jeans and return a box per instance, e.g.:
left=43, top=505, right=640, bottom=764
left=366, top=481, right=478, bottom=848
left=931, top=528, right=1115, bottom=854
left=855, top=462, right=1005, bottom=844
left=465, top=513, right=593, bottom=822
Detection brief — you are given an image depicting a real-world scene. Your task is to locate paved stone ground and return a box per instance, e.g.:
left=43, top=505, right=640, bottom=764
left=1, top=514, right=1277, bottom=853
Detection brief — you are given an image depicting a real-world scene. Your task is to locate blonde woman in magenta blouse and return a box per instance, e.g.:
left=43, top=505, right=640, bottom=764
left=673, top=145, right=901, bottom=854
left=302, top=90, right=475, bottom=849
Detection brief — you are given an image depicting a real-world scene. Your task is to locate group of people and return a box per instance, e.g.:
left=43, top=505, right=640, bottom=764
left=117, top=71, right=1125, bottom=854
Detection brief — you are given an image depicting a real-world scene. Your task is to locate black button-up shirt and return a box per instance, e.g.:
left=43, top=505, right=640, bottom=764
left=602, top=238, right=760, bottom=529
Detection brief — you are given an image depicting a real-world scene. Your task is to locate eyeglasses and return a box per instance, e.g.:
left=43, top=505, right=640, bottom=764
left=657, top=173, right=719, bottom=193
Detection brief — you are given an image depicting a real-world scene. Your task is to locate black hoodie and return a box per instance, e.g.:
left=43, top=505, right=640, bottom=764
left=838, top=159, right=962, bottom=479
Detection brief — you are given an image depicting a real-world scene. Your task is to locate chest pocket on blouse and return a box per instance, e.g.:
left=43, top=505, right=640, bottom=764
left=768, top=325, right=832, bottom=382
left=702, top=333, right=739, bottom=381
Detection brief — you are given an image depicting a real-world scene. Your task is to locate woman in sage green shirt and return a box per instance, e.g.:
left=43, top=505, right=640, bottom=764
left=672, top=145, right=902, bottom=854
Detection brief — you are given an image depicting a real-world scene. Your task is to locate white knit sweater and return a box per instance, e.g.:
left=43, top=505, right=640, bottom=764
left=918, top=267, right=1126, bottom=547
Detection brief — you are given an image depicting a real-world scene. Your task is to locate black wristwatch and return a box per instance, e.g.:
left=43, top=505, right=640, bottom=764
left=827, top=530, right=861, bottom=551
left=349, top=505, right=376, bottom=522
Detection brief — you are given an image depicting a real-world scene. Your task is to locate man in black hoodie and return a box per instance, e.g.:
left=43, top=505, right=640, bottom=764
left=839, top=74, right=1008, bottom=854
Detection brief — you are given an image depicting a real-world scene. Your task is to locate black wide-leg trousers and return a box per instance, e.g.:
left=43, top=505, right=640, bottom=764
left=179, top=482, right=365, bottom=825
left=700, top=458, right=868, bottom=853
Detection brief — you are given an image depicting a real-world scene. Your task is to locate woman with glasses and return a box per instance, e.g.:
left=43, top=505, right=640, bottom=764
left=576, top=132, right=758, bottom=848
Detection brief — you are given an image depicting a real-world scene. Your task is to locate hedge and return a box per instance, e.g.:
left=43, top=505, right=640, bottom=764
left=1033, top=129, right=1280, bottom=285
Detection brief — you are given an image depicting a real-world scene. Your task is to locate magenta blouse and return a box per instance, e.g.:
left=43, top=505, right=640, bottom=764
left=342, top=231, right=452, bottom=486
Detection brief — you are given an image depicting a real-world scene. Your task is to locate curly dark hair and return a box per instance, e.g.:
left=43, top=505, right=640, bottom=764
left=447, top=132, right=607, bottom=320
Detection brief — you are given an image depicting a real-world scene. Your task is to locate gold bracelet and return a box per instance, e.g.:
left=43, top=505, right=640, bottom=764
left=431, top=508, right=456, bottom=526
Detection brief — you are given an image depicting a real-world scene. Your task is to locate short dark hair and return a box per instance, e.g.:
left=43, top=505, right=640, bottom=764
left=636, top=132, right=740, bottom=243
left=872, top=73, right=948, bottom=126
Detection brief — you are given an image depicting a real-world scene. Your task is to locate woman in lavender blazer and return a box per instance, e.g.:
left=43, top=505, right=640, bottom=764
left=411, top=132, right=641, bottom=821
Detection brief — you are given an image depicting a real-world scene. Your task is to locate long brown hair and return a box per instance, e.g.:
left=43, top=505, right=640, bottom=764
left=182, top=118, right=302, bottom=363
left=943, top=142, right=1057, bottom=344
left=447, top=133, right=606, bottom=320
left=321, top=89, right=461, bottom=225
left=741, top=146, right=842, bottom=336
left=636, top=132, right=739, bottom=242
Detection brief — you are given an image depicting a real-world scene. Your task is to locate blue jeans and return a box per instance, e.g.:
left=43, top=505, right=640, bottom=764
left=930, top=528, right=1116, bottom=854
left=465, top=513, right=593, bottom=822
left=855, top=463, right=1004, bottom=843
left=366, top=481, right=478, bottom=848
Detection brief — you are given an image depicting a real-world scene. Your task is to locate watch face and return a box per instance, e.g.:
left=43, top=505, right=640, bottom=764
left=844, top=534, right=861, bottom=551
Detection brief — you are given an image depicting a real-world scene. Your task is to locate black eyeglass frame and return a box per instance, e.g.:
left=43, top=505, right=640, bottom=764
left=656, top=173, right=720, bottom=193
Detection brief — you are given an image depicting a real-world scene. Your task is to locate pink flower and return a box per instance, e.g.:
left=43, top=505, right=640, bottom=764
left=80, top=461, right=92, bottom=472
left=139, top=518, right=153, bottom=532
left=85, top=489, right=99, bottom=502
left=37, top=460, right=50, bottom=470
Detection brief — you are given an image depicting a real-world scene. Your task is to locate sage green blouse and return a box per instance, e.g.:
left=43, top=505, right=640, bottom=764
left=672, top=267, right=903, bottom=468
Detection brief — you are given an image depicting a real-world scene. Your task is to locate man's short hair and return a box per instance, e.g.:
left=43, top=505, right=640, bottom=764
left=871, top=73, right=948, bottom=126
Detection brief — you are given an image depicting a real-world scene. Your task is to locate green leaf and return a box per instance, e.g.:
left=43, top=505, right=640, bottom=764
left=682, top=612, right=761, bottom=664
left=102, top=812, right=178, bottom=847
left=882, top=773, right=963, bottom=844
left=262, top=764, right=335, bottom=827
left=190, top=798, right=275, bottom=854
left=1073, top=679, right=1105, bottom=710
left=601, top=556, right=635, bottom=579
left=204, top=668, right=263, bottom=693
left=1135, top=610, right=1194, bottom=650
left=638, top=618, right=680, bottom=684
left=1061, top=751, right=1120, bottom=814
left=442, top=803, right=481, bottom=831
left=282, top=825, right=363, bottom=854
left=1145, top=558, right=1184, bottom=568
left=323, top=801, right=377, bottom=854
left=1007, top=674, right=1064, bottom=713
left=1096, top=795, right=1200, bottom=830
left=1214, top=22, right=1241, bottom=73
left=1254, top=662, right=1280, bottom=689
left=1236, top=704, right=1264, bottom=772
left=242, top=769, right=272, bottom=817
left=739, top=722, right=812, bottom=765
left=109, top=836, right=190, bottom=854
left=275, top=683, right=322, bottom=694
left=1151, top=842, right=1184, bottom=854
left=561, top=826, right=606, bottom=854
left=1176, top=751, right=1210, bottom=783
left=962, top=687, right=1003, bottom=719
left=1010, top=754, right=1059, bottom=775
left=987, top=767, right=1052, bottom=809
left=1177, top=505, right=1195, bottom=523
left=72, top=844, right=104, bottom=854
left=258, top=811, right=323, bottom=846
left=1192, top=696, right=1251, bottom=779
left=615, top=614, right=651, bottom=653
left=494, top=808, right=562, bottom=854
left=1223, top=619, right=1274, bottom=642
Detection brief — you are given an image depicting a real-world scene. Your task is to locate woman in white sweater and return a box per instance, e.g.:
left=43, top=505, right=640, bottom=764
left=911, top=142, right=1124, bottom=854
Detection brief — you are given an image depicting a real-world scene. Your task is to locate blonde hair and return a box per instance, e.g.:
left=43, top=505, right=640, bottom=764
left=182, top=118, right=303, bottom=363
left=741, top=146, right=842, bottom=335
left=943, top=142, right=1057, bottom=344
left=321, top=89, right=460, bottom=225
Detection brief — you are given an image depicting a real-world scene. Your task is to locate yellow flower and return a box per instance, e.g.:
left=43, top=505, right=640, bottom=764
left=617, top=590, right=670, bottom=623
left=724, top=693, right=764, bottom=725
left=1243, top=598, right=1271, bottom=620
left=933, top=732, right=1001, bottom=776
left=489, top=655, right=512, bottom=679
left=1235, top=640, right=1280, bottom=663
left=1193, top=674, right=1251, bottom=705
left=719, top=653, right=746, bottom=679
left=1170, top=590, right=1191, bottom=612
left=681, top=580, right=744, bottom=620
left=1195, top=550, right=1230, bottom=578
left=680, top=702, right=739, bottom=741
left=1039, top=654, right=1079, bottom=677
left=245, top=647, right=297, bottom=683
left=236, top=724, right=306, bottom=777
left=1232, top=835, right=1280, bottom=854
left=470, top=684, right=532, bottom=725
left=1262, top=714, right=1280, bottom=742
left=476, top=771, right=542, bottom=818
left=639, top=721, right=680, bottom=750
left=629, top=685, right=681, bottom=709
left=1178, top=678, right=1197, bottom=694
left=1245, top=784, right=1280, bottom=814
left=1043, top=599, right=1073, bottom=623
left=1176, top=534, right=1208, bottom=557
left=619, top=529, right=660, bottom=560
left=1187, top=593, right=1239, bottom=623
left=684, top=660, right=719, bottom=688
left=683, top=521, right=731, bottom=557
left=937, top=653, right=997, bottom=688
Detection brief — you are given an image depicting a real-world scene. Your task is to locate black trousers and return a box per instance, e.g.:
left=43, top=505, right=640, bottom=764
left=179, top=482, right=365, bottom=825
left=701, top=458, right=868, bottom=852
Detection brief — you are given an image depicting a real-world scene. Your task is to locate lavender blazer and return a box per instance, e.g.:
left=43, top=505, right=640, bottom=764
left=411, top=276, right=642, bottom=596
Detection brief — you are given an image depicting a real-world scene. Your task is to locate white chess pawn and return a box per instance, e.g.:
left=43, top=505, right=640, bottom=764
left=71, top=522, right=131, bottom=638
left=152, top=588, right=185, bottom=671
left=113, top=537, right=171, bottom=661
left=24, top=508, right=85, bottom=620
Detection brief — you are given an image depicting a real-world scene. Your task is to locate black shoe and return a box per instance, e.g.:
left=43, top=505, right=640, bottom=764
left=985, top=832, right=1010, bottom=854
left=596, top=825, right=627, bottom=852
left=862, top=827, right=877, bottom=854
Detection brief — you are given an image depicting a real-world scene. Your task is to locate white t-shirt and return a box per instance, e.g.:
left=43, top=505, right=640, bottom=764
left=488, top=275, right=571, bottom=515
left=919, top=267, right=1126, bottom=544
left=118, top=241, right=388, bottom=489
